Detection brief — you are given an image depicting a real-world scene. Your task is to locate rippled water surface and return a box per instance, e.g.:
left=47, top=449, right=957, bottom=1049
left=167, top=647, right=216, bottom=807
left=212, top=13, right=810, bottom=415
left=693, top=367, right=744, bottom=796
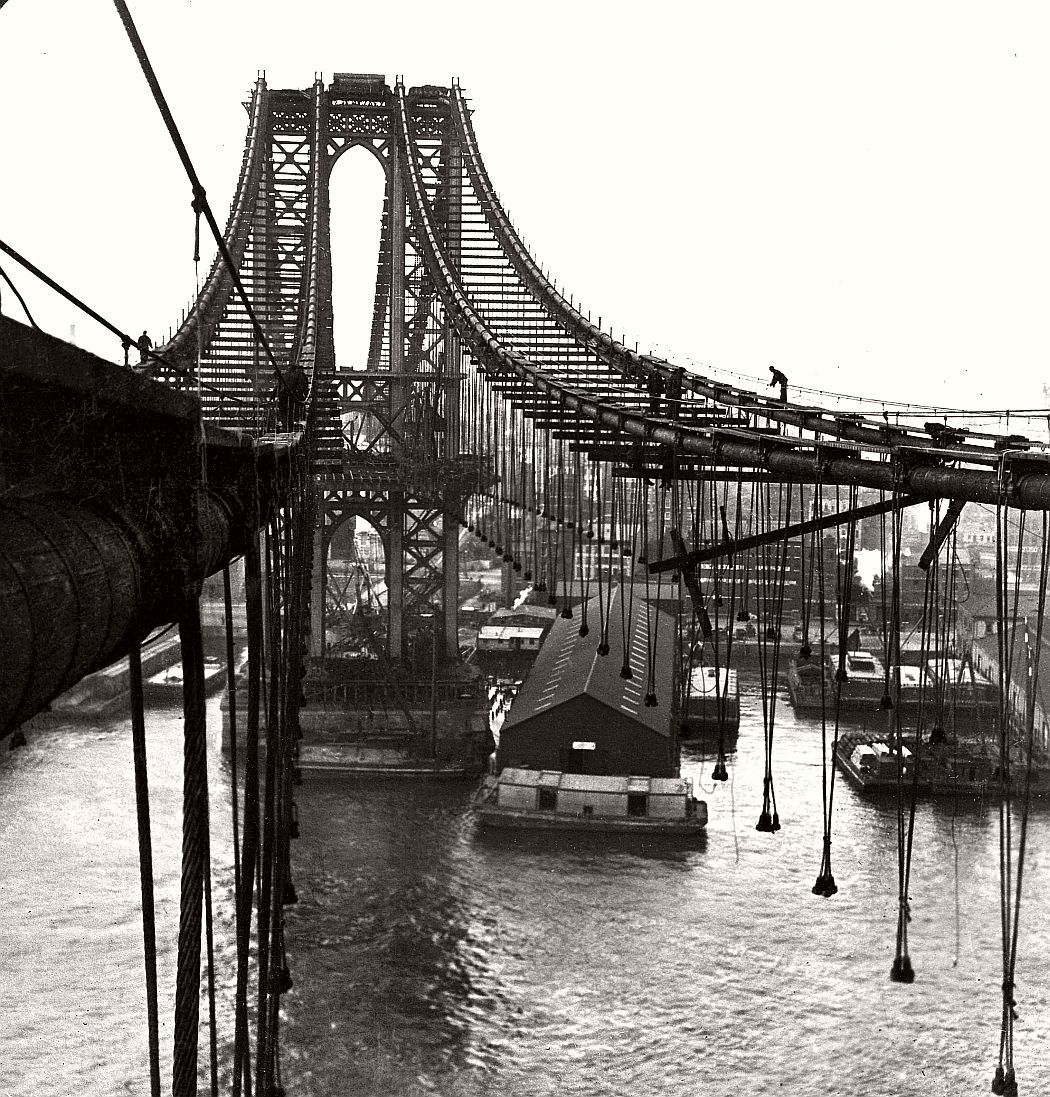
left=3, top=676, right=1050, bottom=1096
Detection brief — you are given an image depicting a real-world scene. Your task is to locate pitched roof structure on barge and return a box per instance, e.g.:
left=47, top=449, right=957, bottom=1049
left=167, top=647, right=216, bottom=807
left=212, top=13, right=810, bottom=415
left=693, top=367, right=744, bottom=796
left=497, top=586, right=678, bottom=777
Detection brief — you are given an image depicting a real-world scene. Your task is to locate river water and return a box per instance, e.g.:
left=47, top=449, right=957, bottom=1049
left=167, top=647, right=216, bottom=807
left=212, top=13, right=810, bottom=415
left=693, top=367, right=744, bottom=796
left=2, top=673, right=1050, bottom=1096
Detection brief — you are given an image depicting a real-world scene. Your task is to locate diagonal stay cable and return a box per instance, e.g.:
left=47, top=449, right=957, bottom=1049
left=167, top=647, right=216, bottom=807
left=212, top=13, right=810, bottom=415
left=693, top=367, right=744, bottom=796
left=0, top=235, right=166, bottom=367
left=0, top=260, right=38, bottom=327
left=110, top=0, right=288, bottom=393
left=0, top=236, right=254, bottom=406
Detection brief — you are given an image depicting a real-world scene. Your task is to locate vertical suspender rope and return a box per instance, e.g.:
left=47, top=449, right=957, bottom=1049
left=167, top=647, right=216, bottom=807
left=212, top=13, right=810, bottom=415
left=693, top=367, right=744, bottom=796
left=255, top=522, right=281, bottom=1092
left=173, top=592, right=209, bottom=1097
left=888, top=488, right=914, bottom=984
left=234, top=534, right=263, bottom=1097
left=223, top=567, right=243, bottom=921
left=128, top=640, right=161, bottom=1097
left=203, top=734, right=220, bottom=1097
left=993, top=512, right=1050, bottom=1096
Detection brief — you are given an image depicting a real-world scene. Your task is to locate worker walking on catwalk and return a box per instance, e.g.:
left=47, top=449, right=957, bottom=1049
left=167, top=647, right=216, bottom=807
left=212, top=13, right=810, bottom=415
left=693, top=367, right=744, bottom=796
left=768, top=365, right=788, bottom=402
left=137, top=330, right=153, bottom=365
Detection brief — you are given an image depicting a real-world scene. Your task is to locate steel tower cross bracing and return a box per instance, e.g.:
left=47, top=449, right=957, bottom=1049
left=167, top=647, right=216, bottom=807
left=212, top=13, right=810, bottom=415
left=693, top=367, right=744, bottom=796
left=156, top=74, right=475, bottom=663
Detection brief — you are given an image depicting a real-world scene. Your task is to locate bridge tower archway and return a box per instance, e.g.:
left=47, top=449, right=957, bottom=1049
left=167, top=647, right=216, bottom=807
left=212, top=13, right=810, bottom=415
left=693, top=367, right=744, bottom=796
left=308, top=81, right=466, bottom=664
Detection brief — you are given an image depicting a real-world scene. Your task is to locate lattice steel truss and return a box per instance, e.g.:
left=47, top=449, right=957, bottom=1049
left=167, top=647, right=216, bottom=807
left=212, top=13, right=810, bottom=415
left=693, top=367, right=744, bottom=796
left=160, top=75, right=473, bottom=661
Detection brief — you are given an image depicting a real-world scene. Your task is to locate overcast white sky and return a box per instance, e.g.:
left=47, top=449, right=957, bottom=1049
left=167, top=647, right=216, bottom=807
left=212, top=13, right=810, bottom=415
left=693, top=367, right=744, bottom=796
left=2, top=1, right=1049, bottom=416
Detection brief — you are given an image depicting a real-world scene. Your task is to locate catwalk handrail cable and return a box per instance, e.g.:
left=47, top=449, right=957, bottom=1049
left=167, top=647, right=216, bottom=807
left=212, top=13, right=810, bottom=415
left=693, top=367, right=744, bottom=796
left=0, top=236, right=253, bottom=407
left=110, top=1, right=288, bottom=392
left=400, top=86, right=1050, bottom=510
left=159, top=75, right=271, bottom=374
left=451, top=85, right=1021, bottom=466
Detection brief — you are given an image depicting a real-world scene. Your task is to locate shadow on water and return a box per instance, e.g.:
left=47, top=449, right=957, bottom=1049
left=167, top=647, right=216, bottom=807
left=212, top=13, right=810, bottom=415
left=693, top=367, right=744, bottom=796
left=468, top=821, right=707, bottom=866
left=280, top=779, right=511, bottom=1088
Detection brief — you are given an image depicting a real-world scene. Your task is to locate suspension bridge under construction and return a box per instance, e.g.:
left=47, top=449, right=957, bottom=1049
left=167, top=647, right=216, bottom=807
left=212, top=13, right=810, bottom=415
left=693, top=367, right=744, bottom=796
left=3, top=39, right=1050, bottom=1097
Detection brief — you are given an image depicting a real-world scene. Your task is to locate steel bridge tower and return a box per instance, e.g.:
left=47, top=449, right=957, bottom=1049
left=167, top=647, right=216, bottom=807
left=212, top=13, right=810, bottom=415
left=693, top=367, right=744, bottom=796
left=164, top=73, right=472, bottom=662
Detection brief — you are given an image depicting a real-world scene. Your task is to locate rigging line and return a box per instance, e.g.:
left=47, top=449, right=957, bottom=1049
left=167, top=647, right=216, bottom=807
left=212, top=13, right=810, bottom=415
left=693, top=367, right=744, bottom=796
left=109, top=1, right=287, bottom=390
left=766, top=479, right=793, bottom=825
left=577, top=448, right=591, bottom=636
left=812, top=479, right=836, bottom=894
left=203, top=736, right=220, bottom=1097
left=255, top=519, right=283, bottom=1088
left=0, top=260, right=39, bottom=327
left=900, top=500, right=941, bottom=979
left=675, top=355, right=1031, bottom=415
left=600, top=465, right=616, bottom=655
left=1003, top=518, right=1050, bottom=1089
left=173, top=594, right=210, bottom=1094
left=888, top=487, right=915, bottom=984
left=128, top=641, right=161, bottom=1097
left=641, top=478, right=657, bottom=705
left=0, top=234, right=256, bottom=405
left=222, top=567, right=243, bottom=950
left=0, top=234, right=168, bottom=371
left=594, top=456, right=607, bottom=648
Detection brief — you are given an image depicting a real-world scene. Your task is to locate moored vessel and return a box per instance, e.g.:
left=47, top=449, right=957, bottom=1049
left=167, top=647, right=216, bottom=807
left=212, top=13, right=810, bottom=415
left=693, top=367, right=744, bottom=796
left=143, top=657, right=227, bottom=702
left=787, top=649, right=887, bottom=713
left=472, top=768, right=707, bottom=834
left=681, top=664, right=739, bottom=739
left=834, top=731, right=1050, bottom=799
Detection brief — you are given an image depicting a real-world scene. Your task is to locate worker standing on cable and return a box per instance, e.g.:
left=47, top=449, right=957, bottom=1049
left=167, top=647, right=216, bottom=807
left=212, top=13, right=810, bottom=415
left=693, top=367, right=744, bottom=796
left=768, top=365, right=788, bottom=403
left=137, top=329, right=153, bottom=365
left=665, top=366, right=685, bottom=419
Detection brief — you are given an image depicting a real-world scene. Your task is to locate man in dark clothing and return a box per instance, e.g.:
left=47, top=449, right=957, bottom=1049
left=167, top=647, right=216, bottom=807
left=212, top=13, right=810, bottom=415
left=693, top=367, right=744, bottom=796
left=137, top=330, right=153, bottom=365
left=664, top=366, right=686, bottom=419
left=274, top=364, right=310, bottom=431
left=768, top=365, right=788, bottom=402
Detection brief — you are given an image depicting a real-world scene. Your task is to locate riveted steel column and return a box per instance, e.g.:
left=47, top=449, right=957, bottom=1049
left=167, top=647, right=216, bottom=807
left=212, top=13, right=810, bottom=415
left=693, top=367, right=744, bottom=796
left=310, top=522, right=325, bottom=656
left=442, top=127, right=463, bottom=659
left=387, top=120, right=407, bottom=660
left=388, top=493, right=405, bottom=659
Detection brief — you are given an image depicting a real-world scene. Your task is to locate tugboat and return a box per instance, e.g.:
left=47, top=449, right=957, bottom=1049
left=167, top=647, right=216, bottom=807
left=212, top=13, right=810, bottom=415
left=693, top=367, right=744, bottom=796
left=786, top=652, right=824, bottom=710
left=787, top=649, right=887, bottom=713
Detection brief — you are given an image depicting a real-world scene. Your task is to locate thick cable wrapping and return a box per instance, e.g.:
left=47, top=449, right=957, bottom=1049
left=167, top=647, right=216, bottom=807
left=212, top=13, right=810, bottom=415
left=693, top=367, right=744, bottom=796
left=0, top=488, right=254, bottom=738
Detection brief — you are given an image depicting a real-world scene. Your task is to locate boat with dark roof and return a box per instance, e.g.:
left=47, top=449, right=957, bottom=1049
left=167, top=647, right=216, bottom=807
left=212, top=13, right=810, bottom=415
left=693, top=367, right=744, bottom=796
left=473, top=586, right=707, bottom=835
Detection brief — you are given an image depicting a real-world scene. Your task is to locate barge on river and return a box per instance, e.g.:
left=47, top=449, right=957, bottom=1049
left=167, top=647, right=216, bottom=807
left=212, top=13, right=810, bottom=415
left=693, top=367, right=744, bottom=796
left=143, top=657, right=226, bottom=703
left=834, top=731, right=1050, bottom=799
left=473, top=768, right=706, bottom=834
left=474, top=586, right=707, bottom=835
